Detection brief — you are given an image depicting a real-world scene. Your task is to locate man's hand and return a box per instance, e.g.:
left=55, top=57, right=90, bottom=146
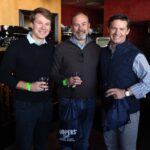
left=67, top=76, right=82, bottom=87
left=16, top=81, right=49, bottom=92
left=105, top=88, right=126, bottom=99
left=30, top=81, right=49, bottom=92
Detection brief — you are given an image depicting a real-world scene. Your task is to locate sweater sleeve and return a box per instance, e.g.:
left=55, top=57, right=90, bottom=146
left=50, top=46, right=65, bottom=85
left=0, top=42, right=19, bottom=89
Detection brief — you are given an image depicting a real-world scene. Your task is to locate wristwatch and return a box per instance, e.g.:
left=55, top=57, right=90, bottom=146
left=125, top=89, right=130, bottom=97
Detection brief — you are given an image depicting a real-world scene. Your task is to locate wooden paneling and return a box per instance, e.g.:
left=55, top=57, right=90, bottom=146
left=0, top=0, right=61, bottom=41
left=0, top=0, right=18, bottom=25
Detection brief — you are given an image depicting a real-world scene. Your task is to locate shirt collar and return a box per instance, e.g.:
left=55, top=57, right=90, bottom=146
left=27, top=32, right=47, bottom=46
left=109, top=39, right=128, bottom=54
left=109, top=43, right=117, bottom=54
left=70, top=36, right=92, bottom=50
left=108, top=39, right=129, bottom=53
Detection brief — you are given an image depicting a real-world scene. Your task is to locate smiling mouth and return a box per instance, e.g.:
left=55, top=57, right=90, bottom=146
left=39, top=31, right=48, bottom=34
left=113, top=36, right=120, bottom=39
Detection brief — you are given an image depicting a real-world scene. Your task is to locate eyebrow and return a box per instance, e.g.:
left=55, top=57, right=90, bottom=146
left=73, top=21, right=88, bottom=24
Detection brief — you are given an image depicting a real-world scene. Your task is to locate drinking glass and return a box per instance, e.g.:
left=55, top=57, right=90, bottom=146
left=38, top=77, right=49, bottom=91
left=38, top=77, right=49, bottom=83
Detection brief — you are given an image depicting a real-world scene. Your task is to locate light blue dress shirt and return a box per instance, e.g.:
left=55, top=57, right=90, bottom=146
left=131, top=53, right=150, bottom=99
left=110, top=43, right=150, bottom=99
left=70, top=36, right=92, bottom=50
left=27, top=32, right=47, bottom=45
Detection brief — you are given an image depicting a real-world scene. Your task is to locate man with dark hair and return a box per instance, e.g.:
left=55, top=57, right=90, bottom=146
left=99, top=13, right=150, bottom=150
left=51, top=12, right=100, bottom=150
left=0, top=7, right=53, bottom=150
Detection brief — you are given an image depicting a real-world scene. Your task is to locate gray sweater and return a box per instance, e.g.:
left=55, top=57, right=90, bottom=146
left=51, top=39, right=100, bottom=99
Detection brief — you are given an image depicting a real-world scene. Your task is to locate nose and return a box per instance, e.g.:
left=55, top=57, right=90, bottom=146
left=78, top=25, right=83, bottom=30
left=41, top=24, right=47, bottom=30
left=114, top=29, right=120, bottom=34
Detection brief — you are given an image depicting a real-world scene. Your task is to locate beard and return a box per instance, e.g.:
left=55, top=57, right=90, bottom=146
left=74, top=30, right=88, bottom=41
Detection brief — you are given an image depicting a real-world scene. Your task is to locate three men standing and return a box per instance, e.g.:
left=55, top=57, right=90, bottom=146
left=1, top=6, right=150, bottom=150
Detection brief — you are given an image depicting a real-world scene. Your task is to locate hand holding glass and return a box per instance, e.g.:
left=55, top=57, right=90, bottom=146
left=38, top=77, right=49, bottom=91
left=72, top=72, right=82, bottom=88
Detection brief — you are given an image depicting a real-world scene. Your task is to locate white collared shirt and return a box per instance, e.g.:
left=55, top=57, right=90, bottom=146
left=27, top=32, right=47, bottom=46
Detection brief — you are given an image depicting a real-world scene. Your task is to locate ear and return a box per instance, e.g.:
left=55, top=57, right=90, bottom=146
left=30, top=22, right=33, bottom=29
left=88, top=23, right=90, bottom=28
left=87, top=23, right=90, bottom=34
left=126, top=28, right=130, bottom=35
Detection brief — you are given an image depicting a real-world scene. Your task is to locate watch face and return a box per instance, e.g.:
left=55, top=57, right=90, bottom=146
left=125, top=91, right=130, bottom=96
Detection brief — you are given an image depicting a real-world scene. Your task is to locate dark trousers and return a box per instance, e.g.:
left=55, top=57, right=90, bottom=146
left=59, top=98, right=95, bottom=150
left=15, top=100, right=53, bottom=150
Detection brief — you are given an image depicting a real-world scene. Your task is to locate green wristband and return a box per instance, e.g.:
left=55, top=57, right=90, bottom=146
left=62, top=79, right=68, bottom=87
left=26, top=82, right=31, bottom=91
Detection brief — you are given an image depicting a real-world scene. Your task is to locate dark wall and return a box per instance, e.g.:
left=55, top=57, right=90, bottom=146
left=103, top=0, right=150, bottom=55
left=61, top=4, right=103, bottom=28
left=103, top=0, right=150, bottom=35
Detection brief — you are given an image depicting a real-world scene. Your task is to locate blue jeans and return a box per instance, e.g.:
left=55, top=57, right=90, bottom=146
left=15, top=100, right=53, bottom=150
left=103, top=111, right=140, bottom=150
left=59, top=98, right=95, bottom=150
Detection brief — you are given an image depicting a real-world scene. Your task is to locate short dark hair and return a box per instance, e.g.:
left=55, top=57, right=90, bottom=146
left=108, top=14, right=131, bottom=29
left=29, top=7, right=52, bottom=22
